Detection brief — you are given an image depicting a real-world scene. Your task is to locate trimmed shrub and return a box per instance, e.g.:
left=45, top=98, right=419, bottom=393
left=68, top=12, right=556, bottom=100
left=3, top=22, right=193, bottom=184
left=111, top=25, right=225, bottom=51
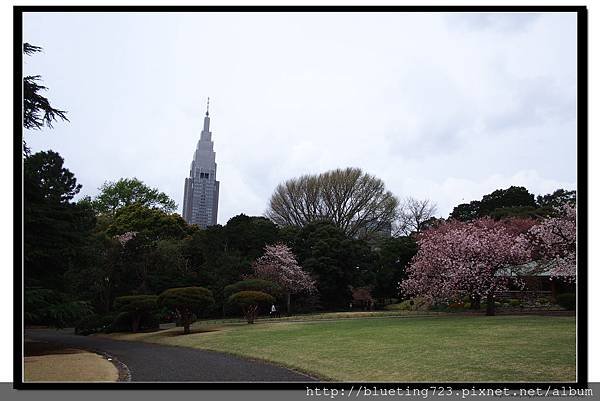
left=107, top=312, right=134, bottom=333
left=75, top=314, right=114, bottom=336
left=114, top=295, right=159, bottom=333
left=556, top=293, right=576, bottom=310
left=384, top=301, right=410, bottom=311
left=384, top=298, right=430, bottom=312
left=158, top=287, right=214, bottom=334
left=25, top=288, right=94, bottom=328
left=228, top=291, right=275, bottom=324
left=223, top=279, right=282, bottom=299
left=105, top=311, right=160, bottom=333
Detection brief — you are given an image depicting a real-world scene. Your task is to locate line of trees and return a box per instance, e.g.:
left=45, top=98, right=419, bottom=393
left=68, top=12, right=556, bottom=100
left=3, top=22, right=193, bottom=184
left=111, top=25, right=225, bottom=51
left=24, top=157, right=420, bottom=328
left=23, top=42, right=576, bottom=334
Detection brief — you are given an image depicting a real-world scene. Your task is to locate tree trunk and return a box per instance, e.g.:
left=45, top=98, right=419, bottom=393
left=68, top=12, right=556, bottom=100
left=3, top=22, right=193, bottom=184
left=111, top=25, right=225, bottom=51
left=181, top=311, right=192, bottom=334
left=486, top=293, right=496, bottom=316
left=244, top=305, right=258, bottom=324
left=551, top=280, right=558, bottom=303
left=470, top=294, right=481, bottom=310
left=286, top=292, right=291, bottom=315
left=132, top=314, right=141, bottom=333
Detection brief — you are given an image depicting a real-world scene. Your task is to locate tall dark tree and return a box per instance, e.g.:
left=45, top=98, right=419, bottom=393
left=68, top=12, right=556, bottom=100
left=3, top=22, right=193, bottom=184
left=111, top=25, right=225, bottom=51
left=24, top=151, right=96, bottom=292
left=478, top=186, right=536, bottom=215
left=102, top=205, right=195, bottom=296
left=371, top=236, right=418, bottom=302
left=180, top=225, right=247, bottom=315
left=449, top=201, right=481, bottom=221
left=23, top=43, right=68, bottom=154
left=63, top=232, right=123, bottom=314
left=224, top=214, right=279, bottom=260
left=284, top=221, right=374, bottom=309
left=24, top=151, right=96, bottom=326
left=24, top=150, right=81, bottom=204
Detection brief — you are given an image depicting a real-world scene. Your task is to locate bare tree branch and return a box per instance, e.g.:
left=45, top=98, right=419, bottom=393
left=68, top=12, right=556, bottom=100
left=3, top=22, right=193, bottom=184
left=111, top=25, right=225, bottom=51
left=394, top=197, right=438, bottom=236
left=266, top=167, right=398, bottom=238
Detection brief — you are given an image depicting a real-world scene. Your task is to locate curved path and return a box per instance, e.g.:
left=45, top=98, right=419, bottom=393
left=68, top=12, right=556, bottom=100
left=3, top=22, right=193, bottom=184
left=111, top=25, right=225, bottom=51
left=25, top=329, right=315, bottom=382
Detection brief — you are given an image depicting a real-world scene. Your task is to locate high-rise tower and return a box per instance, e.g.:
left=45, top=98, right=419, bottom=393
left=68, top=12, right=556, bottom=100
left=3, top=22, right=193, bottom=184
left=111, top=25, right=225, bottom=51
left=182, top=99, right=220, bottom=228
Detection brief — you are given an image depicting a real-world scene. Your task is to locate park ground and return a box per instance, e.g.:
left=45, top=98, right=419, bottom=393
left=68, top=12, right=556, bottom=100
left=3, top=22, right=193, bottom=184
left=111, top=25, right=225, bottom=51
left=102, top=313, right=576, bottom=382
left=24, top=340, right=119, bottom=382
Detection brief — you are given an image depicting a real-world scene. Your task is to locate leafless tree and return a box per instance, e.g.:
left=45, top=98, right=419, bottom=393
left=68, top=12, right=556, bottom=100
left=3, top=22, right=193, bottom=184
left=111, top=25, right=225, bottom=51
left=394, top=197, right=438, bottom=236
left=266, top=167, right=399, bottom=238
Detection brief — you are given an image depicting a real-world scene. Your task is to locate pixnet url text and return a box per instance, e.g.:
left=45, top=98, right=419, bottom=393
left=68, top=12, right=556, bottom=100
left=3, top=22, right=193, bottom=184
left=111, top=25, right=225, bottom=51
left=305, top=386, right=593, bottom=399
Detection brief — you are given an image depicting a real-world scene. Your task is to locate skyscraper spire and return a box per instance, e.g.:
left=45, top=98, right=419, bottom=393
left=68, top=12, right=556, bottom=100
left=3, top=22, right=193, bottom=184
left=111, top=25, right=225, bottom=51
left=203, top=97, right=211, bottom=133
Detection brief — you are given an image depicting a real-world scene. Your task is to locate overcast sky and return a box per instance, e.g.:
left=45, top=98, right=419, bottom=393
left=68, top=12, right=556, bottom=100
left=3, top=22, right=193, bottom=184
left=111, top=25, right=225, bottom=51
left=23, top=11, right=577, bottom=224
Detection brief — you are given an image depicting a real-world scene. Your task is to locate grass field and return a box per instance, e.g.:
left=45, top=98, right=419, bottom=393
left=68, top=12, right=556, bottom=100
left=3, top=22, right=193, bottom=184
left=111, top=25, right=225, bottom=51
left=104, top=315, right=576, bottom=382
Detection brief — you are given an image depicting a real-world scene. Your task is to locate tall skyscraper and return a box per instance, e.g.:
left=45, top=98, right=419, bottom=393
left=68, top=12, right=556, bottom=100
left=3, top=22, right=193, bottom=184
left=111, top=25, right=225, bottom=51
left=182, top=99, right=220, bottom=228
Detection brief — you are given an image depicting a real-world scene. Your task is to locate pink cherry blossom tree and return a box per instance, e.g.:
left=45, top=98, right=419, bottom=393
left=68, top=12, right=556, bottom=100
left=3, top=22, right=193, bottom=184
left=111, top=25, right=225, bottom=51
left=114, top=231, right=137, bottom=246
left=400, top=218, right=534, bottom=315
left=249, top=243, right=316, bottom=314
left=525, top=205, right=576, bottom=281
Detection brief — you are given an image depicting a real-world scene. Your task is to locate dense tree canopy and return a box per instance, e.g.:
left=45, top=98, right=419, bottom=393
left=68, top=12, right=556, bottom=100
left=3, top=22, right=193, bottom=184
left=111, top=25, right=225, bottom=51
left=449, top=186, right=570, bottom=221
left=24, top=288, right=93, bottom=328
left=283, top=221, right=375, bottom=310
left=90, top=178, right=177, bottom=215
left=23, top=123, right=576, bottom=330
left=106, top=204, right=192, bottom=240
left=450, top=186, right=536, bottom=221
left=267, top=167, right=398, bottom=238
left=371, top=236, right=418, bottom=301
left=25, top=150, right=82, bottom=204
left=24, top=151, right=96, bottom=292
left=536, top=189, right=576, bottom=209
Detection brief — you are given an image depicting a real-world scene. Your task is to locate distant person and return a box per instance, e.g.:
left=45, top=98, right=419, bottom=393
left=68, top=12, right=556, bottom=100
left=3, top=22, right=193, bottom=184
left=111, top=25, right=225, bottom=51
left=270, top=304, right=277, bottom=317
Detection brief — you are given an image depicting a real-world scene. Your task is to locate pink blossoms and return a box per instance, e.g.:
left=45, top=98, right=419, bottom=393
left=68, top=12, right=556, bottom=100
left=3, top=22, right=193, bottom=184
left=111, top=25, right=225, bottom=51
left=400, top=218, right=534, bottom=315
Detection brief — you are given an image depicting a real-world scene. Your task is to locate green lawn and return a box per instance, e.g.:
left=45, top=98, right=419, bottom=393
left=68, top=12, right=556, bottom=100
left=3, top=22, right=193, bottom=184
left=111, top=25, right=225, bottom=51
left=105, top=315, right=576, bottom=382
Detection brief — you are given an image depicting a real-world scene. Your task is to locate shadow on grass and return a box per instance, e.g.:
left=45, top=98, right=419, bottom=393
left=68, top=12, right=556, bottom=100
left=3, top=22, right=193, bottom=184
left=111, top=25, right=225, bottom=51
left=163, top=327, right=221, bottom=337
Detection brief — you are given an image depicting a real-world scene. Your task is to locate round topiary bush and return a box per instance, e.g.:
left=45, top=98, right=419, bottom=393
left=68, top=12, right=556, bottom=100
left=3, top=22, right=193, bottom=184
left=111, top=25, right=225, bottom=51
left=223, top=279, right=281, bottom=299
left=228, top=290, right=275, bottom=324
left=158, top=287, right=214, bottom=334
left=113, top=295, right=158, bottom=333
